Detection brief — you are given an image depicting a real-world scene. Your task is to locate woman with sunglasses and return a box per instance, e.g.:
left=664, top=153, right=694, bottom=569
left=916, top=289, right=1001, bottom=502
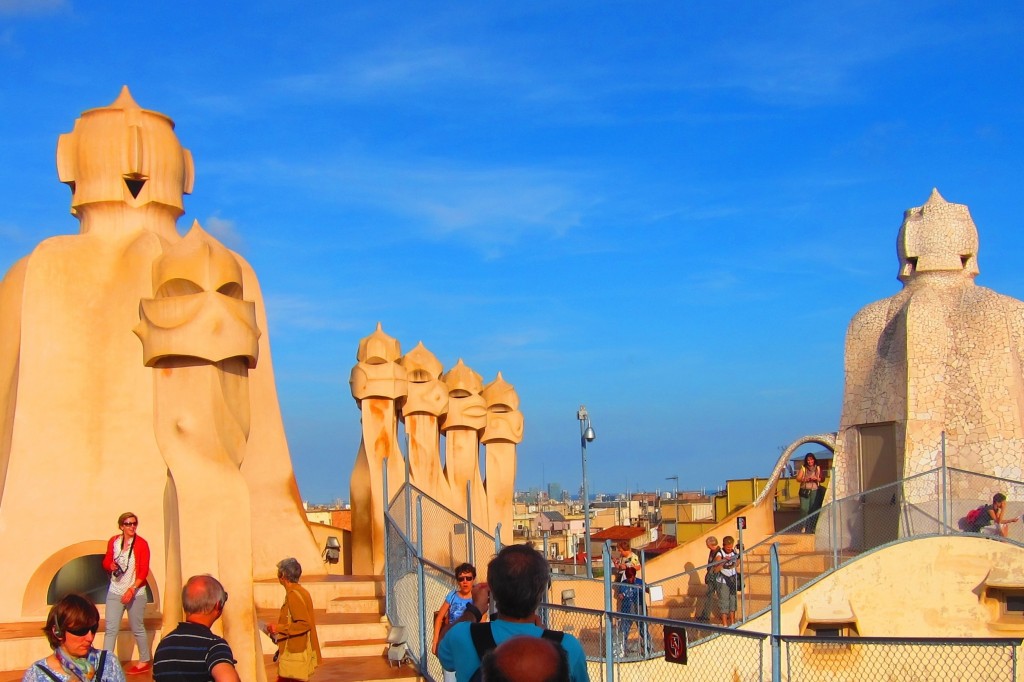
left=23, top=593, right=126, bottom=682
left=101, top=512, right=152, bottom=675
left=432, top=563, right=479, bottom=669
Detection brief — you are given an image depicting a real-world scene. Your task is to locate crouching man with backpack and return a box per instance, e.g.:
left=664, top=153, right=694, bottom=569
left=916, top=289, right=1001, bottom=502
left=438, top=544, right=590, bottom=682
left=965, top=493, right=1020, bottom=537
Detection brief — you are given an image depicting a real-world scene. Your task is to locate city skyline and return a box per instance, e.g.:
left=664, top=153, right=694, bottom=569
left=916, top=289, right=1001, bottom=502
left=1, top=3, right=1023, bottom=502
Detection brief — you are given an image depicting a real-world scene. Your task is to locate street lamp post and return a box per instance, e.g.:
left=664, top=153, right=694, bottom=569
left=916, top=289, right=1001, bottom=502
left=578, top=405, right=596, bottom=579
left=666, top=475, right=679, bottom=538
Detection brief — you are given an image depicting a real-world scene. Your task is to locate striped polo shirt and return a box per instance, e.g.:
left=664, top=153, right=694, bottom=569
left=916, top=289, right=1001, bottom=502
left=153, top=621, right=236, bottom=681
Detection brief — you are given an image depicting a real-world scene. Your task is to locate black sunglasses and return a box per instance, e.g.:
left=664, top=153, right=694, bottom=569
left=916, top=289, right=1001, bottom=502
left=66, top=624, right=99, bottom=637
left=457, top=575, right=474, bottom=582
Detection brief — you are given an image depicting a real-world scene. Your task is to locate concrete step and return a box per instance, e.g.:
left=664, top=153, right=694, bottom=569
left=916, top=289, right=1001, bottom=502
left=743, top=571, right=818, bottom=595
left=743, top=552, right=833, bottom=574
left=254, top=575, right=384, bottom=610
left=321, top=637, right=391, bottom=658
left=328, top=596, right=386, bottom=615
left=744, top=533, right=817, bottom=555
left=649, top=603, right=696, bottom=620
left=302, top=654, right=423, bottom=682
left=743, top=596, right=772, bottom=616
left=257, top=609, right=389, bottom=649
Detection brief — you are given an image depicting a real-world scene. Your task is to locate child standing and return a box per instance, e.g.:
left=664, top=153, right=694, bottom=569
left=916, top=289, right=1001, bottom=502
left=715, top=536, right=740, bottom=626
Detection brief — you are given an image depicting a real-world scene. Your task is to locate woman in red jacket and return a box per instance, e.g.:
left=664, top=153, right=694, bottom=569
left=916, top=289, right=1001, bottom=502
left=101, top=511, right=152, bottom=675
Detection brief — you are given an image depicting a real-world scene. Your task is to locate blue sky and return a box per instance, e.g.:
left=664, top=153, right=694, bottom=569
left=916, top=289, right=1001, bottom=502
left=1, top=2, right=1023, bottom=503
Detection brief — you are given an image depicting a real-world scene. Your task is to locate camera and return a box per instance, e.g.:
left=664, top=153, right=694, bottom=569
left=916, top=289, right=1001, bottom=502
left=112, top=562, right=126, bottom=579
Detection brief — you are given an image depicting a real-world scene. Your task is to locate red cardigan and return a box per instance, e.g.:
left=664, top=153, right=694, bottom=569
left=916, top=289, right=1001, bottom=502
left=102, top=534, right=150, bottom=584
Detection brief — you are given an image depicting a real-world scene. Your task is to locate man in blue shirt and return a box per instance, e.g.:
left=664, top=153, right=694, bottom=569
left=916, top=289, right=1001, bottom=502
left=438, top=545, right=590, bottom=682
left=613, top=566, right=646, bottom=658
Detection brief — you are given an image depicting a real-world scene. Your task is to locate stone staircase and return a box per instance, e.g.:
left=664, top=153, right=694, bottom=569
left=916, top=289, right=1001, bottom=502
left=254, top=574, right=423, bottom=682
left=740, top=533, right=833, bottom=615
left=649, top=532, right=854, bottom=622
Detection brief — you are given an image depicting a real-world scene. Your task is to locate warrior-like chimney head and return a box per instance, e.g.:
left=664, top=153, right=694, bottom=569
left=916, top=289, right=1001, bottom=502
left=896, top=189, right=979, bottom=282
left=56, top=86, right=194, bottom=217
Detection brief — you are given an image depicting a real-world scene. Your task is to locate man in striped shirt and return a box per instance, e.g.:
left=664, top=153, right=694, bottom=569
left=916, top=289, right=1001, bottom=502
left=153, top=575, right=239, bottom=682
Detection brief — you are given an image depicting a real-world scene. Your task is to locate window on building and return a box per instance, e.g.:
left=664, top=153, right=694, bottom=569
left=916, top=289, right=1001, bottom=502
left=46, top=554, right=152, bottom=605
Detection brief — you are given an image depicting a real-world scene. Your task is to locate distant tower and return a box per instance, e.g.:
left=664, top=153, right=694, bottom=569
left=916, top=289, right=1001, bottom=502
left=548, top=482, right=563, bottom=502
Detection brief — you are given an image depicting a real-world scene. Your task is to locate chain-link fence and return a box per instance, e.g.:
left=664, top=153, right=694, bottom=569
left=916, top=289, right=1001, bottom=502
left=384, top=465, right=1024, bottom=681
left=385, top=480, right=503, bottom=679
left=948, top=468, right=1024, bottom=542
left=649, top=466, right=1024, bottom=629
left=383, top=513, right=425, bottom=671
left=730, top=470, right=945, bottom=621
left=387, top=482, right=500, bottom=573
left=781, top=635, right=1019, bottom=681
left=538, top=603, right=768, bottom=681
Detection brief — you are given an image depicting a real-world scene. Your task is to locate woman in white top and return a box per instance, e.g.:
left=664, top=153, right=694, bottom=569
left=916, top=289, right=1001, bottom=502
left=101, top=512, right=152, bottom=675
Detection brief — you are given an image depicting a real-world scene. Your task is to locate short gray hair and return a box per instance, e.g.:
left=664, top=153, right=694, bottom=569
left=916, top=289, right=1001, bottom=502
left=182, top=575, right=226, bottom=615
left=277, top=557, right=302, bottom=583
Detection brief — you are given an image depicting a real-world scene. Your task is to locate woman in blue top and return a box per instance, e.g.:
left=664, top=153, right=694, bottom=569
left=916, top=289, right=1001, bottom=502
left=432, top=563, right=478, bottom=660
left=23, top=594, right=126, bottom=682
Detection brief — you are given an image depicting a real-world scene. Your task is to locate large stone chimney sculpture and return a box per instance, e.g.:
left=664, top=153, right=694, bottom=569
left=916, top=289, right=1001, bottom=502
left=0, top=89, right=321, bottom=669
left=135, top=223, right=265, bottom=682
left=831, top=189, right=1024, bottom=545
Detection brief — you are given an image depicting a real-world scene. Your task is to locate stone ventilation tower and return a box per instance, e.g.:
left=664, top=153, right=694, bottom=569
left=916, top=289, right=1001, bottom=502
left=482, top=372, right=523, bottom=548
left=0, top=88, right=321, bottom=669
left=832, top=189, right=1024, bottom=548
left=399, top=342, right=450, bottom=503
left=135, top=222, right=266, bottom=682
left=441, top=359, right=488, bottom=520
left=349, top=326, right=522, bottom=570
left=349, top=324, right=407, bottom=575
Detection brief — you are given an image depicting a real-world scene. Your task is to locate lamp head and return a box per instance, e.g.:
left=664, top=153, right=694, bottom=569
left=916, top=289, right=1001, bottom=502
left=323, top=536, right=341, bottom=564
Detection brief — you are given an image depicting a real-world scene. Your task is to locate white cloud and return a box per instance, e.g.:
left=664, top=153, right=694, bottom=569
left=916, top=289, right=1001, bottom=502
left=0, top=0, right=68, bottom=15
left=263, top=294, right=361, bottom=333
left=689, top=270, right=742, bottom=293
left=201, top=215, right=244, bottom=252
left=267, top=45, right=491, bottom=102
left=350, top=46, right=478, bottom=90
left=0, top=221, right=26, bottom=242
left=208, top=156, right=591, bottom=257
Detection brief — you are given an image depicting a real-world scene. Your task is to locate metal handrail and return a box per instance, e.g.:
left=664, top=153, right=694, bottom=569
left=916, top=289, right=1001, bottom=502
left=652, top=465, right=1024, bottom=591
